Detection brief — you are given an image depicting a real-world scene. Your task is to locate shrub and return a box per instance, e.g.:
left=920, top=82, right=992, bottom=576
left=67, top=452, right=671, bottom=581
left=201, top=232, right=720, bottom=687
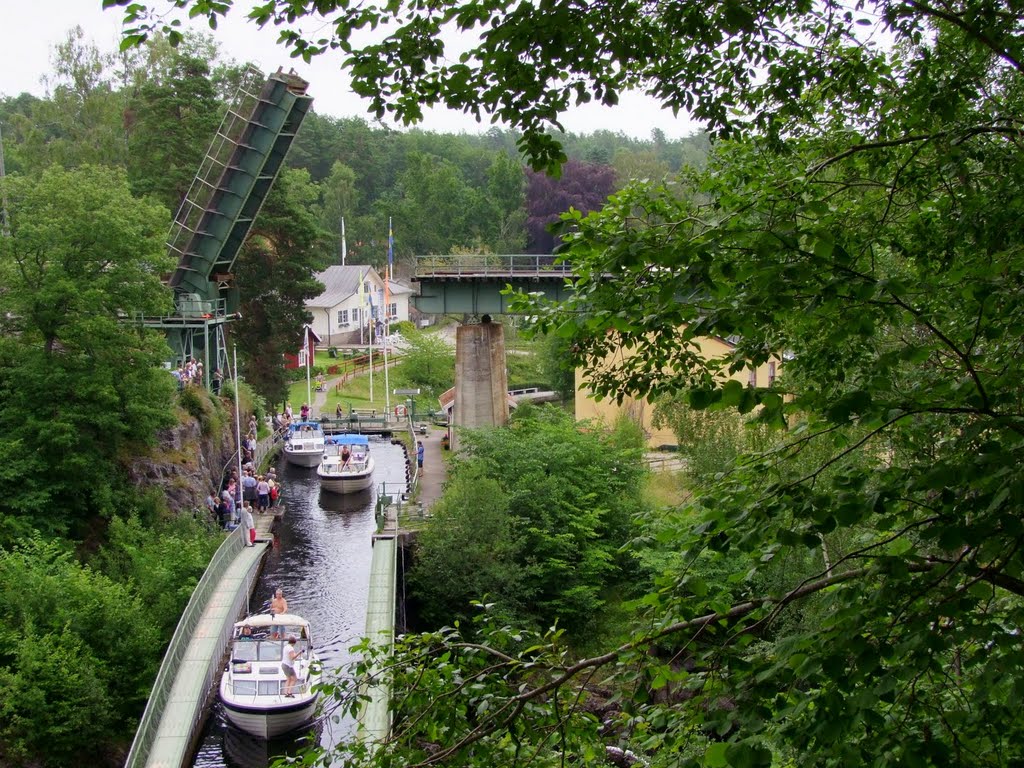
left=177, top=385, right=221, bottom=436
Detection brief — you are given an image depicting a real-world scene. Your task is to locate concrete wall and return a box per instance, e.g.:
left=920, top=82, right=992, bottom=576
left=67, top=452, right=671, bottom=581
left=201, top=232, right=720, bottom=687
left=575, top=335, right=780, bottom=449
left=452, top=321, right=508, bottom=451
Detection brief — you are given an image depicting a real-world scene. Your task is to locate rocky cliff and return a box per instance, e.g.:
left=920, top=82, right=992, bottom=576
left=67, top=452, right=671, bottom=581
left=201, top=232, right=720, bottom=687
left=126, top=407, right=238, bottom=515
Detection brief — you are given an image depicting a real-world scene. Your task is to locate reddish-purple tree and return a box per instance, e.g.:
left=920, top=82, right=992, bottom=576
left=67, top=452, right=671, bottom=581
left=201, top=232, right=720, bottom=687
left=525, top=160, right=615, bottom=254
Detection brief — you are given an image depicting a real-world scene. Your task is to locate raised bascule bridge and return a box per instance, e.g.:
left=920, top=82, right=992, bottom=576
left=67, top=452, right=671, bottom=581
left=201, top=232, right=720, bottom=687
left=141, top=67, right=313, bottom=387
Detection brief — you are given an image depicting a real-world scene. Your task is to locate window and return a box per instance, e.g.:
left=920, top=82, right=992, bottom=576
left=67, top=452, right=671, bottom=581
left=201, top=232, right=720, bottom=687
left=748, top=368, right=757, bottom=387
left=259, top=680, right=283, bottom=696
left=768, top=361, right=776, bottom=385
left=337, top=309, right=349, bottom=325
left=387, top=302, right=397, bottom=319
left=352, top=307, right=360, bottom=324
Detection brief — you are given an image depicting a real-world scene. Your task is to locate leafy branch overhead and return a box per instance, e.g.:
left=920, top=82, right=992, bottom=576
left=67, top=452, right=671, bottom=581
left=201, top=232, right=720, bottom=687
left=108, top=0, right=1024, bottom=765
left=109, top=0, right=1019, bottom=170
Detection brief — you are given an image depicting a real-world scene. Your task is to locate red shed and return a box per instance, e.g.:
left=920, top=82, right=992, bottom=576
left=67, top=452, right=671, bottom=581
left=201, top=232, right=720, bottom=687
left=284, top=325, right=322, bottom=370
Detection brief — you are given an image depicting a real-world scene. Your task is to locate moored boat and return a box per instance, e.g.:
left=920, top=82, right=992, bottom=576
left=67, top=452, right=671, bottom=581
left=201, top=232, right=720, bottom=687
left=283, top=421, right=325, bottom=467
left=317, top=434, right=375, bottom=494
left=219, top=613, right=322, bottom=739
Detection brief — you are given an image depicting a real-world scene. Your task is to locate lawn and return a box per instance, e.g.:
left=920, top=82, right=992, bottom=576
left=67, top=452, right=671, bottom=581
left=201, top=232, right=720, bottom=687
left=287, top=360, right=437, bottom=421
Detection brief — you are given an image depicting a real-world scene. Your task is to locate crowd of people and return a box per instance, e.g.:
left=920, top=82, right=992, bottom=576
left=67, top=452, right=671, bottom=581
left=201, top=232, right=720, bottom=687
left=204, top=445, right=282, bottom=537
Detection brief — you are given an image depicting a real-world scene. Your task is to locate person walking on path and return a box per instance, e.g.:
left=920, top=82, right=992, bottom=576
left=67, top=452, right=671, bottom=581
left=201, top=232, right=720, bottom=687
left=416, top=440, right=425, bottom=472
left=240, top=504, right=255, bottom=546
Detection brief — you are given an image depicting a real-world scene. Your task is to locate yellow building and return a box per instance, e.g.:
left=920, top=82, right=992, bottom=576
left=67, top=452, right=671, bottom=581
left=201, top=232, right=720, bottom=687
left=574, top=335, right=778, bottom=449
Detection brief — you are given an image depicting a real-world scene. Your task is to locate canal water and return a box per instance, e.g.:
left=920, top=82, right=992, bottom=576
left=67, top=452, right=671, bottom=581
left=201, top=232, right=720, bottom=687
left=192, top=436, right=410, bottom=768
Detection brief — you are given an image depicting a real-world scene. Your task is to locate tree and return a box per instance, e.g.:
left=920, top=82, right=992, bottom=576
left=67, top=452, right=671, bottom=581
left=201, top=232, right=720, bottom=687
left=126, top=52, right=221, bottom=210
left=483, top=151, right=527, bottom=253
left=410, top=405, right=646, bottom=637
left=392, top=329, right=455, bottom=398
left=525, top=160, right=615, bottom=253
left=122, top=0, right=1024, bottom=764
left=0, top=538, right=163, bottom=767
left=318, top=160, right=360, bottom=262
left=0, top=165, right=177, bottom=539
left=233, top=167, right=329, bottom=406
left=391, top=152, right=479, bottom=254
left=12, top=26, right=128, bottom=172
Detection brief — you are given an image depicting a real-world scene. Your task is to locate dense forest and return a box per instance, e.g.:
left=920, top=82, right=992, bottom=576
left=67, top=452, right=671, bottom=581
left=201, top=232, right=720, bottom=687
left=0, top=25, right=708, bottom=768
left=108, top=0, right=1024, bottom=767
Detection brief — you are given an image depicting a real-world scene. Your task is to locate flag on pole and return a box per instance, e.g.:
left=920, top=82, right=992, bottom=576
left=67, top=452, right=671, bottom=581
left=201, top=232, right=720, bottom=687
left=341, top=217, right=347, bottom=265
left=387, top=218, right=394, bottom=276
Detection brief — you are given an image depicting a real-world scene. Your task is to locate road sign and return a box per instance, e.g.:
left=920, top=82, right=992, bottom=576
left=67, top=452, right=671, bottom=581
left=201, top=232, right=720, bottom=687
left=394, top=388, right=421, bottom=395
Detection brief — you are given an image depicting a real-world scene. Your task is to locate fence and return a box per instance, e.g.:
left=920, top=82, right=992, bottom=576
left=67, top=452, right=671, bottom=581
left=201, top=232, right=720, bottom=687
left=124, top=525, right=247, bottom=768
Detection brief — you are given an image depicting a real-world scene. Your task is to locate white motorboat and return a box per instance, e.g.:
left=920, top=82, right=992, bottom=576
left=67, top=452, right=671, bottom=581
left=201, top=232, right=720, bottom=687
left=282, top=421, right=325, bottom=467
left=219, top=613, right=322, bottom=739
left=317, top=434, right=375, bottom=494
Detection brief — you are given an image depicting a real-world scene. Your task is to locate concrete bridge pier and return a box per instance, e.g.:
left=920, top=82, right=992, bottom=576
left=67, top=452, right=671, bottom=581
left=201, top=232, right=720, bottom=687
left=452, top=318, right=508, bottom=451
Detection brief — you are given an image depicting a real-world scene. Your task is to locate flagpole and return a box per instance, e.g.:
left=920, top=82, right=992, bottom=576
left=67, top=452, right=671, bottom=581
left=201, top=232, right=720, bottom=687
left=305, top=328, right=312, bottom=418
left=384, top=217, right=393, bottom=417
left=340, top=216, right=347, bottom=265
left=233, top=344, right=243, bottom=521
left=368, top=313, right=374, bottom=405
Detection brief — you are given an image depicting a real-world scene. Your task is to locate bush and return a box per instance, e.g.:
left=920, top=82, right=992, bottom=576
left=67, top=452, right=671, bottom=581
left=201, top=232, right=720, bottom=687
left=177, top=385, right=222, bottom=436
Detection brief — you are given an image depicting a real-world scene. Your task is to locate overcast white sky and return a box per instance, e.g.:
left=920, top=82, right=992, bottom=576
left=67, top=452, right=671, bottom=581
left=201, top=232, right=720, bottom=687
left=1, top=0, right=702, bottom=140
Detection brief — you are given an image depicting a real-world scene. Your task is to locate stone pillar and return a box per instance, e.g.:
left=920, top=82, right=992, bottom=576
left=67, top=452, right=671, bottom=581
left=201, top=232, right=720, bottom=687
left=452, top=318, right=508, bottom=451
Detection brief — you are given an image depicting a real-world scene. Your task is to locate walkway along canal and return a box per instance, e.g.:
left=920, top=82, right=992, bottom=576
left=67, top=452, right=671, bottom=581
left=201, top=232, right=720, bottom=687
left=191, top=436, right=411, bottom=768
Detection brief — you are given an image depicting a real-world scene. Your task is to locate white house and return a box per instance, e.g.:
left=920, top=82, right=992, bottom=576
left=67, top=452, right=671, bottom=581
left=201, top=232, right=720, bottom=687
left=305, top=265, right=414, bottom=347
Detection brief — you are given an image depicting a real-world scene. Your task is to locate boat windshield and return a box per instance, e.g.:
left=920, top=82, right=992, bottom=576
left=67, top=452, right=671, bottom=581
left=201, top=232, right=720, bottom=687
left=231, top=639, right=286, bottom=661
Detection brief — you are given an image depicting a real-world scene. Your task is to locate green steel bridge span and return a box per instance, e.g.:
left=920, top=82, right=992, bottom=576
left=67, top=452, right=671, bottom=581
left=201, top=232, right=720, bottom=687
left=141, top=67, right=313, bottom=388
left=411, top=253, right=577, bottom=315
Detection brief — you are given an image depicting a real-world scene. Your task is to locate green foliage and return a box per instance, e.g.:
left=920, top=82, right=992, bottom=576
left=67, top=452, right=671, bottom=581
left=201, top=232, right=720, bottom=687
left=0, top=628, right=115, bottom=767
left=324, top=611, right=607, bottom=767
left=410, top=405, right=646, bottom=637
left=0, top=538, right=163, bottom=767
left=537, top=331, right=576, bottom=401
left=177, top=384, right=223, bottom=436
left=129, top=0, right=1024, bottom=764
left=392, top=328, right=455, bottom=398
left=234, top=167, right=329, bottom=406
left=91, top=513, right=221, bottom=636
left=0, top=165, right=177, bottom=538
left=126, top=51, right=221, bottom=210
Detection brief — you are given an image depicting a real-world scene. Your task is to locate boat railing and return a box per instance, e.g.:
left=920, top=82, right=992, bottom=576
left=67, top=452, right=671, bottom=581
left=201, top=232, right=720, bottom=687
left=222, top=676, right=316, bottom=697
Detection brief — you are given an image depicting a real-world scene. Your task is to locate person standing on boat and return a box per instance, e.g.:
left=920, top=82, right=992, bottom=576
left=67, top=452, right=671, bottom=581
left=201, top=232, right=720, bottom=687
left=282, top=636, right=301, bottom=697
left=240, top=504, right=255, bottom=547
left=271, top=589, right=288, bottom=639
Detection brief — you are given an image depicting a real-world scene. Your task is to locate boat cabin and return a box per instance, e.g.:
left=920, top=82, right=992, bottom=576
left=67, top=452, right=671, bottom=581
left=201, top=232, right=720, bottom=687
left=285, top=421, right=325, bottom=450
left=226, top=613, right=313, bottom=696
left=323, top=434, right=370, bottom=470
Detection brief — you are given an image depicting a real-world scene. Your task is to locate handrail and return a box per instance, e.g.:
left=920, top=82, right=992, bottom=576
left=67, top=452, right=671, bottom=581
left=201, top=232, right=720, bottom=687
left=415, top=253, right=573, bottom=278
left=124, top=526, right=246, bottom=768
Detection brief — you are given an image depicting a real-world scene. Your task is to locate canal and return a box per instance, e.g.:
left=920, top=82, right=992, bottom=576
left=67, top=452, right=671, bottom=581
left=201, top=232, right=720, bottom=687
left=192, top=436, right=410, bottom=768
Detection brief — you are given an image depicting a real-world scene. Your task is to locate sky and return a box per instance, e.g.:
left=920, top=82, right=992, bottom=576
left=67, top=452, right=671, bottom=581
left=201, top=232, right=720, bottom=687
left=1, top=0, right=702, bottom=140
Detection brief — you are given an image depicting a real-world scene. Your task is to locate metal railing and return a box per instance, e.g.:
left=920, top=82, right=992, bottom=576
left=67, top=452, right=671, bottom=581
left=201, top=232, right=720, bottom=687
left=415, top=253, right=573, bottom=278
left=125, top=525, right=247, bottom=768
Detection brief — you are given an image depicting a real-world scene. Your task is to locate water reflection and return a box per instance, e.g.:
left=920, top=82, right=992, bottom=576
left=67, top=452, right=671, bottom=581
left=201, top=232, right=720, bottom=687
left=192, top=436, right=408, bottom=768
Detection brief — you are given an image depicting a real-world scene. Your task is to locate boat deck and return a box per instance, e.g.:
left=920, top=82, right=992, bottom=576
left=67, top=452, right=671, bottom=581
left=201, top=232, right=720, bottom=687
left=143, top=530, right=273, bottom=767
